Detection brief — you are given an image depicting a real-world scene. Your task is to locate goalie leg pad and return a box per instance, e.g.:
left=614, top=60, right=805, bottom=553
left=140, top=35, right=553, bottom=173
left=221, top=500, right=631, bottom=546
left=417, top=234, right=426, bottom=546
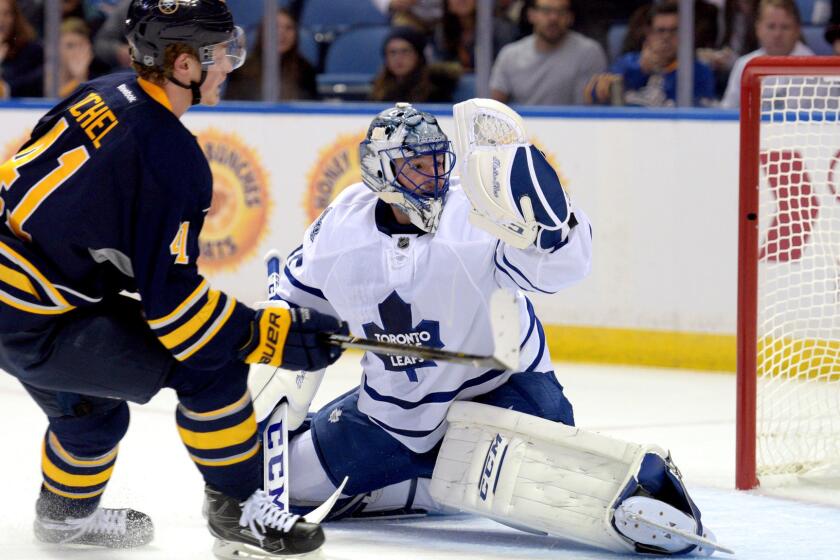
left=430, top=402, right=704, bottom=554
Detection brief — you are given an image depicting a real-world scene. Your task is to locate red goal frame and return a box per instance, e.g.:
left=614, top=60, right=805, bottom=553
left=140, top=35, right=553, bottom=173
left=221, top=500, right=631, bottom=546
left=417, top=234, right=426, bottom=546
left=736, top=56, right=840, bottom=490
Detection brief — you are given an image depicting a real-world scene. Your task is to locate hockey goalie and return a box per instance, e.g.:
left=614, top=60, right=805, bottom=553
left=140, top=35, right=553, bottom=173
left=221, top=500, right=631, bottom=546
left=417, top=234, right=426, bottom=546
left=248, top=99, right=729, bottom=558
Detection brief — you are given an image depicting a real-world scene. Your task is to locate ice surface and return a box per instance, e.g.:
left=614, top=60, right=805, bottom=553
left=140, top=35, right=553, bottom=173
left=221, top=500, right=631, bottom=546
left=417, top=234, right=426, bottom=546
left=1, top=355, right=837, bottom=559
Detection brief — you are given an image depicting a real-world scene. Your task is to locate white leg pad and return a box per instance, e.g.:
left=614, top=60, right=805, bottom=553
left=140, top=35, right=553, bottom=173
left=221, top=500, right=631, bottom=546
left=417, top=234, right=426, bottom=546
left=430, top=402, right=666, bottom=553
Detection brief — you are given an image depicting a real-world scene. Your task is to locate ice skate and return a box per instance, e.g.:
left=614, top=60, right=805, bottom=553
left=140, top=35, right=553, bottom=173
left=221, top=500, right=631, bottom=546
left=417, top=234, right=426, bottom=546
left=205, top=486, right=324, bottom=559
left=34, top=507, right=154, bottom=548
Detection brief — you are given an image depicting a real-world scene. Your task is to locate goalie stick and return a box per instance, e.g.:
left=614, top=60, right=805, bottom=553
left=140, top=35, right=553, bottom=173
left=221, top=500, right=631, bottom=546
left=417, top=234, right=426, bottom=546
left=261, top=251, right=346, bottom=524
left=265, top=252, right=520, bottom=371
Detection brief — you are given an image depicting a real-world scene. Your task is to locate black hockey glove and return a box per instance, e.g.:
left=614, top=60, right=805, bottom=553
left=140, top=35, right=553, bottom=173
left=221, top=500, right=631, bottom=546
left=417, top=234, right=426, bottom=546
left=241, top=305, right=348, bottom=371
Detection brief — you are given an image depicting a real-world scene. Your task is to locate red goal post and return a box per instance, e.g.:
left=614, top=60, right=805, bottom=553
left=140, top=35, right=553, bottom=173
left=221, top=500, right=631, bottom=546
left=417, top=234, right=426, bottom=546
left=737, top=56, right=840, bottom=490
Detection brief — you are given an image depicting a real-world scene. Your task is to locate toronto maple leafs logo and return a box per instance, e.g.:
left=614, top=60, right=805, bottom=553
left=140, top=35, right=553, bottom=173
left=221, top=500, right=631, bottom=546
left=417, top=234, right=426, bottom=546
left=362, top=291, right=443, bottom=382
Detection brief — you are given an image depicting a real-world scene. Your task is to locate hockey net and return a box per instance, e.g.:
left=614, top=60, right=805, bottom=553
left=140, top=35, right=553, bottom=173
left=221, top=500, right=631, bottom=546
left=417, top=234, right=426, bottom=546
left=737, top=57, right=840, bottom=490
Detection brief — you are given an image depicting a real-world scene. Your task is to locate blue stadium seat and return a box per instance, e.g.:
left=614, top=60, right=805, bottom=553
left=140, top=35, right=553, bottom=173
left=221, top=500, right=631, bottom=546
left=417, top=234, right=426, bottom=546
left=227, top=0, right=294, bottom=51
left=300, top=0, right=388, bottom=32
left=298, top=28, right=320, bottom=68
left=801, top=24, right=834, bottom=55
left=606, top=23, right=628, bottom=64
left=452, top=73, right=476, bottom=103
left=323, top=26, right=391, bottom=74
left=795, top=0, right=831, bottom=25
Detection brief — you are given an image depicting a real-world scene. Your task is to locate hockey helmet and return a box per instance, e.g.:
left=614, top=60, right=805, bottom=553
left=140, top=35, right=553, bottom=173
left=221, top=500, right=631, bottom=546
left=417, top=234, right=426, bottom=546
left=360, top=103, right=456, bottom=233
left=125, top=0, right=246, bottom=71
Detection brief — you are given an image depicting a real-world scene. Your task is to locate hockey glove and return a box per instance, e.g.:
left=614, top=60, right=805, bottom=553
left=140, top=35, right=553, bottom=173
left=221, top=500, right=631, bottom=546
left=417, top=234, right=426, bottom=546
left=453, top=99, right=573, bottom=250
left=241, top=303, right=348, bottom=371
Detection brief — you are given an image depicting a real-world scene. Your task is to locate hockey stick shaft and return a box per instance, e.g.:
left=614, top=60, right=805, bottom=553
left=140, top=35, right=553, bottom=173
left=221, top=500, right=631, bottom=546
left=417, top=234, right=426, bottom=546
left=323, top=333, right=507, bottom=370
left=262, top=251, right=289, bottom=511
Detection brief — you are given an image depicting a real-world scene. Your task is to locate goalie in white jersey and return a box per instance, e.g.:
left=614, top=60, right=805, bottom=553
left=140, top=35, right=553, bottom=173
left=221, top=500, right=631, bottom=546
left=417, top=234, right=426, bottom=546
left=254, top=101, right=726, bottom=556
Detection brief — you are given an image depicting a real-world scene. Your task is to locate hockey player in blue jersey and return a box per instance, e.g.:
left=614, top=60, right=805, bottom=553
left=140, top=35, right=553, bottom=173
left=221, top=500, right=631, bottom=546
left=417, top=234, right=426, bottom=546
left=251, top=101, right=727, bottom=556
left=0, top=1, right=346, bottom=557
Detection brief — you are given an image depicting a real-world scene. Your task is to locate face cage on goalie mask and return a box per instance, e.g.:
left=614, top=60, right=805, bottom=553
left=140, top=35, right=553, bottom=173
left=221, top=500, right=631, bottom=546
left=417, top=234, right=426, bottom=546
left=383, top=141, right=456, bottom=203
left=198, top=26, right=247, bottom=71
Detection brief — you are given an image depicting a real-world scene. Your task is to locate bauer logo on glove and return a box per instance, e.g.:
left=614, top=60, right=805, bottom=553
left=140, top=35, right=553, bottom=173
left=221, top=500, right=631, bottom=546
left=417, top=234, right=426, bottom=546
left=248, top=308, right=292, bottom=366
left=242, top=304, right=347, bottom=371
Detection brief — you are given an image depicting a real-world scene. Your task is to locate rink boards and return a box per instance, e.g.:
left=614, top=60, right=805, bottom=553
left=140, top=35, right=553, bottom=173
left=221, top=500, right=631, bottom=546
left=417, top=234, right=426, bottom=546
left=0, top=101, right=748, bottom=370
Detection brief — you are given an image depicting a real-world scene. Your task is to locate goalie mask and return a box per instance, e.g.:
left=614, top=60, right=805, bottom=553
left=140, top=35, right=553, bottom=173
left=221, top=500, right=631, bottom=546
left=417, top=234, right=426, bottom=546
left=360, top=103, right=456, bottom=233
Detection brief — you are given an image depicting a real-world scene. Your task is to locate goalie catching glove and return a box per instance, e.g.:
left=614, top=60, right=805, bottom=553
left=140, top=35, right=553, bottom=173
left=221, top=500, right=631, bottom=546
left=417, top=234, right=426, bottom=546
left=453, top=98, right=574, bottom=250
left=240, top=302, right=348, bottom=371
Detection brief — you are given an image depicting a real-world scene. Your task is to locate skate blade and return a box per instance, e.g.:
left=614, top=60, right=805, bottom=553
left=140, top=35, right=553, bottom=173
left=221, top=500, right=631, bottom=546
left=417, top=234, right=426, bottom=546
left=624, top=513, right=734, bottom=556
left=212, top=539, right=325, bottom=560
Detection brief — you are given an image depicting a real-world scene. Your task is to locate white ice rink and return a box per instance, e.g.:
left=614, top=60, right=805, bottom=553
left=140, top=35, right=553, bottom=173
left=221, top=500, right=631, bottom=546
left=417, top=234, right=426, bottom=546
left=1, top=354, right=838, bottom=560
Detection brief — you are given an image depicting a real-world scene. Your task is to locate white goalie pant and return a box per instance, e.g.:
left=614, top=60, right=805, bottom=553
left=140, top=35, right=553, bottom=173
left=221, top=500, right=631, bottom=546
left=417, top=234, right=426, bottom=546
left=430, top=401, right=670, bottom=554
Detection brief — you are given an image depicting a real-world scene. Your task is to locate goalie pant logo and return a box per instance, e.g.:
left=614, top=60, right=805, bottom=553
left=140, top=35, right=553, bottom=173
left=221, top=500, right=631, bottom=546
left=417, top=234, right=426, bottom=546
left=479, top=433, right=510, bottom=501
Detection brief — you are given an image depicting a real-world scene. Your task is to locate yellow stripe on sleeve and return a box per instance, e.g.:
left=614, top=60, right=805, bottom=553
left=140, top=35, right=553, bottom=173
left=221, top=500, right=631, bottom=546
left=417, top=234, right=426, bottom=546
left=158, top=289, right=221, bottom=349
left=0, top=262, right=40, bottom=299
left=175, top=297, right=236, bottom=361
left=177, top=411, right=257, bottom=451
left=148, top=279, right=208, bottom=329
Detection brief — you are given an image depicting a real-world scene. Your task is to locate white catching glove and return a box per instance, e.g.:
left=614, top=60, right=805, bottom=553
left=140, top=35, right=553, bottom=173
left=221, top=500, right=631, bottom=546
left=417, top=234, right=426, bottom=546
left=453, top=99, right=573, bottom=250
left=248, top=363, right=325, bottom=431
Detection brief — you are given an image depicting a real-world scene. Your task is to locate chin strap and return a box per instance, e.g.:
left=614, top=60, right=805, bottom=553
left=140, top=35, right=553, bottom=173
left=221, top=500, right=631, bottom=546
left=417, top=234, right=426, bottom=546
left=169, top=70, right=207, bottom=106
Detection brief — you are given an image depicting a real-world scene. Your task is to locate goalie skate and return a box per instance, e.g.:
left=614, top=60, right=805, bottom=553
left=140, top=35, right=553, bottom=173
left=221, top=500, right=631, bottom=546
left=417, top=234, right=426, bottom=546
left=205, top=486, right=324, bottom=559
left=614, top=497, right=733, bottom=556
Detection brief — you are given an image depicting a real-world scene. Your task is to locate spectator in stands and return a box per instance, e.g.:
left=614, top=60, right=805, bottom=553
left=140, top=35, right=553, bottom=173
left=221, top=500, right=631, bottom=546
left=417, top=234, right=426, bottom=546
left=0, top=0, right=43, bottom=98
left=81, top=0, right=122, bottom=34
left=697, top=0, right=759, bottom=96
left=489, top=0, right=607, bottom=105
left=620, top=1, right=720, bottom=55
left=586, top=1, right=716, bottom=107
left=372, top=0, right=443, bottom=34
left=92, top=0, right=131, bottom=72
left=370, top=25, right=458, bottom=102
left=721, top=0, right=812, bottom=108
left=58, top=17, right=108, bottom=97
left=826, top=0, right=840, bottom=55
left=225, top=8, right=317, bottom=101
left=18, top=0, right=86, bottom=36
left=433, top=0, right=518, bottom=72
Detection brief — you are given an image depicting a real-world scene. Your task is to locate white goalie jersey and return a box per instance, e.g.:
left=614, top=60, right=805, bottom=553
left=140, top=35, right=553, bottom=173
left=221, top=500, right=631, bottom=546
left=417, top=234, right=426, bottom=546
left=274, top=180, right=592, bottom=452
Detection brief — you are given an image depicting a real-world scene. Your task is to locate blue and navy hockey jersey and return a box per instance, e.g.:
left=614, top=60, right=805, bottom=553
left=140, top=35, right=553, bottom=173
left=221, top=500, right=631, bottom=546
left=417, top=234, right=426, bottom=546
left=0, top=73, right=255, bottom=369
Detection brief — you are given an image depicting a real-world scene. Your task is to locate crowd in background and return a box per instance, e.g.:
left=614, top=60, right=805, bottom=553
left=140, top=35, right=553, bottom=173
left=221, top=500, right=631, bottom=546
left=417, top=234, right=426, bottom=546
left=1, top=0, right=839, bottom=106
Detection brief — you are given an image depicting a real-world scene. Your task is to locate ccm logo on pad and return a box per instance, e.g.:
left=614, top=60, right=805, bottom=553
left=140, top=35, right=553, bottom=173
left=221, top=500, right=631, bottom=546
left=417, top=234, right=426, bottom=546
left=479, top=433, right=510, bottom=501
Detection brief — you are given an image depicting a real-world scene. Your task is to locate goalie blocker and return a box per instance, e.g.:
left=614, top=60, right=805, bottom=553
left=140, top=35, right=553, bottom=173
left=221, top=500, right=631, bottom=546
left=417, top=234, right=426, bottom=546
left=430, top=402, right=728, bottom=556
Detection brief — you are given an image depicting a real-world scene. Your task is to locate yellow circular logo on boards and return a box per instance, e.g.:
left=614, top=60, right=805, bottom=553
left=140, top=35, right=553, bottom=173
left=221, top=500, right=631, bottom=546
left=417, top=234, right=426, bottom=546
left=304, top=132, right=366, bottom=222
left=197, top=128, right=271, bottom=273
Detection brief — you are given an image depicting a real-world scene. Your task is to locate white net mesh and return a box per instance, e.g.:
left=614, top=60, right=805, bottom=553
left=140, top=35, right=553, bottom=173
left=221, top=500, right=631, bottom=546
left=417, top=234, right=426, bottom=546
left=756, top=75, right=840, bottom=482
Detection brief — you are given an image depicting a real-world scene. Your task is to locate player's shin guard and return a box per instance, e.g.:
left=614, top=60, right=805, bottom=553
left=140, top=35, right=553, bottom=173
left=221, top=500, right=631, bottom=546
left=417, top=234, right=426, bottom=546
left=38, top=429, right=118, bottom=518
left=176, top=389, right=262, bottom=500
